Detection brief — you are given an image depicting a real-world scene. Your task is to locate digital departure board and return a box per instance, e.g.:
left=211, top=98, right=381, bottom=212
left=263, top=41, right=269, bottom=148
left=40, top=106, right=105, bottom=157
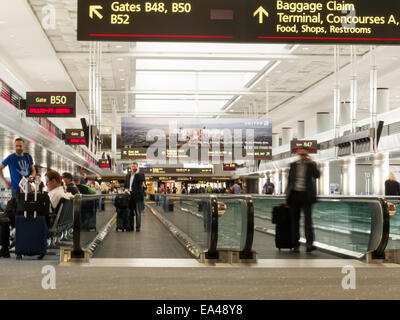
left=26, top=92, right=76, bottom=118
left=291, top=140, right=318, bottom=153
left=223, top=163, right=237, bottom=171
left=142, top=167, right=213, bottom=174
left=65, top=129, right=87, bottom=145
left=99, top=159, right=112, bottom=168
left=78, top=0, right=400, bottom=44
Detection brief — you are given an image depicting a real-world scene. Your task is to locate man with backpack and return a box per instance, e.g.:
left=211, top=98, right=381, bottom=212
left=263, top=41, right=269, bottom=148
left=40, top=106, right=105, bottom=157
left=0, top=138, right=36, bottom=199
left=263, top=178, right=275, bottom=195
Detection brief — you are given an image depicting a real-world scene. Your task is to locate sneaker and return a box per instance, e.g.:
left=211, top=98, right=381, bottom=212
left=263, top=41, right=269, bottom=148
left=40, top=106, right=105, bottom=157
left=306, top=245, right=317, bottom=252
left=292, top=246, right=300, bottom=253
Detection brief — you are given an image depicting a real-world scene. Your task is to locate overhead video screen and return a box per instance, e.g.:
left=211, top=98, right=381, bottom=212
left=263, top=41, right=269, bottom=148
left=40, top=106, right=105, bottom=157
left=121, top=117, right=272, bottom=161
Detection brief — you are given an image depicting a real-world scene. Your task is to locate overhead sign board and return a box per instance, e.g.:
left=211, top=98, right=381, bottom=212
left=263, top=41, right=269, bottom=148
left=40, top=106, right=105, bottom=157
left=223, top=163, right=236, bottom=171
left=291, top=140, right=318, bottom=153
left=26, top=92, right=76, bottom=117
left=143, top=167, right=213, bottom=174
left=78, top=0, right=400, bottom=44
left=99, top=159, right=111, bottom=168
left=65, top=129, right=87, bottom=145
left=121, top=147, right=148, bottom=160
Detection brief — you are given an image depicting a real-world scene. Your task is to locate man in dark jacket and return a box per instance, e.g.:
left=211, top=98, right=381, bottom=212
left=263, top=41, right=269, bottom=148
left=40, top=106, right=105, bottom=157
left=124, top=162, right=145, bottom=232
left=286, top=147, right=320, bottom=253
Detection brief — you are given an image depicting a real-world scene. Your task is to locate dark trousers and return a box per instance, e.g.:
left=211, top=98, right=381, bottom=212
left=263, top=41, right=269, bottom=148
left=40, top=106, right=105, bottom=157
left=0, top=217, right=14, bottom=251
left=289, top=191, right=315, bottom=247
left=129, top=199, right=143, bottom=231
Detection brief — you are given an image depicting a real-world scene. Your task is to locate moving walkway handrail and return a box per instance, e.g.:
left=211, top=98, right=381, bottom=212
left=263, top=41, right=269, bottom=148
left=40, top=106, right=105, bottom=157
left=251, top=194, right=390, bottom=259
left=71, top=193, right=117, bottom=259
left=159, top=194, right=255, bottom=259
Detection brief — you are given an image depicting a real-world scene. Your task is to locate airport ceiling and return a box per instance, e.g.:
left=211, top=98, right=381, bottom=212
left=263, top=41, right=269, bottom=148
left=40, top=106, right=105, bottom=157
left=1, top=1, right=400, bottom=138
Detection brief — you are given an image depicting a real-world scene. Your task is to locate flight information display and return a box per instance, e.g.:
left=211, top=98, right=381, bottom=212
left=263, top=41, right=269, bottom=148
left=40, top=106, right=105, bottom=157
left=26, top=92, right=76, bottom=118
left=291, top=140, right=318, bottom=153
left=78, top=0, right=400, bottom=44
left=65, top=129, right=87, bottom=145
left=99, top=159, right=112, bottom=168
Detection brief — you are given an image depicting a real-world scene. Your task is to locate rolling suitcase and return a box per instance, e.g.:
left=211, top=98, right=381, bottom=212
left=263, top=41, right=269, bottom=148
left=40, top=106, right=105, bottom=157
left=116, top=207, right=129, bottom=231
left=272, top=204, right=293, bottom=251
left=15, top=179, right=48, bottom=260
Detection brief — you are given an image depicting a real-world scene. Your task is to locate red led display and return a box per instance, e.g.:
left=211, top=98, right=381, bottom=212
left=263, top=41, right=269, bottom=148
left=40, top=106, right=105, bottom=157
left=26, top=92, right=76, bottom=118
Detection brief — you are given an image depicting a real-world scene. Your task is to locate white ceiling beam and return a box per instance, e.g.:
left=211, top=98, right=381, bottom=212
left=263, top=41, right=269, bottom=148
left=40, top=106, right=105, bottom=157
left=78, top=89, right=300, bottom=96
left=57, top=52, right=352, bottom=61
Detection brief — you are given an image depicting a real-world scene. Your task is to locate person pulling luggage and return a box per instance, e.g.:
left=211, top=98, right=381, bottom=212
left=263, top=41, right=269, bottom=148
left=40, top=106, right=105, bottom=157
left=285, top=146, right=320, bottom=253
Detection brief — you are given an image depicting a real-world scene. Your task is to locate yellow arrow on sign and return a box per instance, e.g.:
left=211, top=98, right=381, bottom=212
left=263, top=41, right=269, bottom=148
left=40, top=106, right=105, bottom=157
left=89, top=5, right=103, bottom=19
left=253, top=6, right=269, bottom=24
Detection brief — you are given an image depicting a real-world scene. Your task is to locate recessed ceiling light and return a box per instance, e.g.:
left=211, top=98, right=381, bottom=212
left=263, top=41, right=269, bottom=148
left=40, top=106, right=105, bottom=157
left=115, top=45, right=123, bottom=49
left=120, top=78, right=125, bottom=81
left=119, top=69, right=125, bottom=72
left=117, top=58, right=124, bottom=61
left=302, top=47, right=309, bottom=50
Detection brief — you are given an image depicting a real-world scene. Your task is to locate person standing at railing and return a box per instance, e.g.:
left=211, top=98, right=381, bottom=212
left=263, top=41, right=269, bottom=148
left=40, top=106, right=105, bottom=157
left=263, top=178, right=275, bottom=195
left=285, top=146, right=320, bottom=253
left=231, top=181, right=241, bottom=194
left=385, top=172, right=400, bottom=195
left=124, top=162, right=145, bottom=232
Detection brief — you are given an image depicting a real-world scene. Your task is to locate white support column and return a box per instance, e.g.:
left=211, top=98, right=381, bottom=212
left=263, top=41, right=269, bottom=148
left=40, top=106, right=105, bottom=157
left=272, top=133, right=279, bottom=148
left=316, top=112, right=330, bottom=134
left=342, top=157, right=356, bottom=195
left=273, top=170, right=280, bottom=194
left=297, top=121, right=305, bottom=139
left=340, top=102, right=351, bottom=126
left=318, top=162, right=330, bottom=195
left=282, top=127, right=293, bottom=145
left=377, top=88, right=389, bottom=114
left=372, top=153, right=389, bottom=195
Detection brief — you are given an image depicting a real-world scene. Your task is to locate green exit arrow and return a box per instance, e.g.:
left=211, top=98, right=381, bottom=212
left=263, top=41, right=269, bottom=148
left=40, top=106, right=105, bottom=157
left=253, top=6, right=269, bottom=24
left=89, top=5, right=103, bottom=20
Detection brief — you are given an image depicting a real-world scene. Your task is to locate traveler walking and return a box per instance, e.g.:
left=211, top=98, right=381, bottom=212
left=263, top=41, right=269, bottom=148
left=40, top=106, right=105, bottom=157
left=285, top=147, right=320, bottom=253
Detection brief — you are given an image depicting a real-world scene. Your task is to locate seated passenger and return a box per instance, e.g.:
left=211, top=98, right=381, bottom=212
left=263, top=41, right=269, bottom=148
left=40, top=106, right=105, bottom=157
left=45, top=170, right=74, bottom=212
left=62, top=172, right=79, bottom=195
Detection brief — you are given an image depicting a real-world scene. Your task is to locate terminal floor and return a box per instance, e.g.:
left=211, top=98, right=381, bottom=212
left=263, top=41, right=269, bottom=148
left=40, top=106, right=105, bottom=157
left=94, top=208, right=193, bottom=259
left=2, top=258, right=400, bottom=299
left=95, top=206, right=338, bottom=259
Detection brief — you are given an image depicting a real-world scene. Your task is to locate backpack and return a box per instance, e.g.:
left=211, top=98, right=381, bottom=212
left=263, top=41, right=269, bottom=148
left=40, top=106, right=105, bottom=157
left=265, top=183, right=274, bottom=194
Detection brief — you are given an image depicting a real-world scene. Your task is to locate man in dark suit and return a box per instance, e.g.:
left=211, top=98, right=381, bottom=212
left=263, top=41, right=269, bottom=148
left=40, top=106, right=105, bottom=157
left=285, top=147, right=320, bottom=253
left=124, top=162, right=145, bottom=232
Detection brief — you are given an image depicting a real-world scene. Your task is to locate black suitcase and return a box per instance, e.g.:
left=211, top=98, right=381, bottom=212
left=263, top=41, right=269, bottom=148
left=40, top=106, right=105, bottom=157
left=116, top=207, right=129, bottom=231
left=272, top=204, right=293, bottom=250
left=15, top=179, right=48, bottom=259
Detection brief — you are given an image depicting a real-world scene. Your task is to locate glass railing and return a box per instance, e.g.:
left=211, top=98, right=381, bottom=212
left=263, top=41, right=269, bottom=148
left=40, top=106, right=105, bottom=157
left=252, top=195, right=389, bottom=258
left=69, top=194, right=117, bottom=260
left=149, top=194, right=254, bottom=260
left=382, top=196, right=400, bottom=251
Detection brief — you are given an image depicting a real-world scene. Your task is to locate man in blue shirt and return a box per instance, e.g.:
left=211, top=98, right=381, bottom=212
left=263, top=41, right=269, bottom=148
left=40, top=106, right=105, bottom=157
left=0, top=138, right=36, bottom=199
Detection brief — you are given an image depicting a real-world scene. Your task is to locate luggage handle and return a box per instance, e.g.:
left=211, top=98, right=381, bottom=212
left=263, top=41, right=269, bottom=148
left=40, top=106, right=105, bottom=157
left=23, top=176, right=37, bottom=219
